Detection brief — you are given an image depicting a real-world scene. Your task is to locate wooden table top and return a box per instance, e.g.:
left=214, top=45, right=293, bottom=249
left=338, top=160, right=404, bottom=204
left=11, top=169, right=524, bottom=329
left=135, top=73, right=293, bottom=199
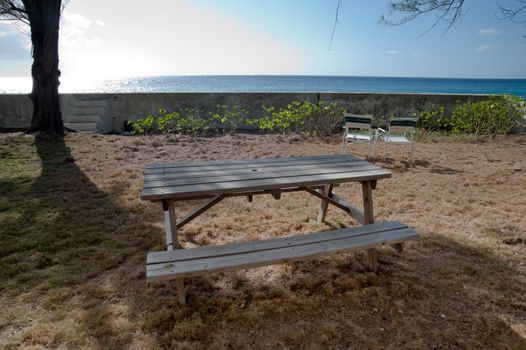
left=140, top=154, right=391, bottom=201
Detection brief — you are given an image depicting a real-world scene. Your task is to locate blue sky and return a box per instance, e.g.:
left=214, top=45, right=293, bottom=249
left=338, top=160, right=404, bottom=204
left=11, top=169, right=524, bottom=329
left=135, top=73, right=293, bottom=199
left=0, top=0, right=525, bottom=79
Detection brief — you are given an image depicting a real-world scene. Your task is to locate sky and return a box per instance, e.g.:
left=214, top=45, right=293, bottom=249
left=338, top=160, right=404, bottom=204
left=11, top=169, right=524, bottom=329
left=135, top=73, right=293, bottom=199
left=0, top=0, right=525, bottom=79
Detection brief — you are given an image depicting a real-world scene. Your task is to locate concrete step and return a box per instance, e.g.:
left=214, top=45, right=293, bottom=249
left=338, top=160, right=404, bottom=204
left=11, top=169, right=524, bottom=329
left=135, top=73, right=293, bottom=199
left=64, top=122, right=98, bottom=132
left=73, top=100, right=108, bottom=108
left=67, top=114, right=100, bottom=123
left=71, top=106, right=106, bottom=115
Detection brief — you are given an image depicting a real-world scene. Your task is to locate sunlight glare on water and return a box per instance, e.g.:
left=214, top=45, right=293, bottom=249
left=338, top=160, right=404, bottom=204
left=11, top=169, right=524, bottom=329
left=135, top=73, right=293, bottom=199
left=0, top=76, right=525, bottom=98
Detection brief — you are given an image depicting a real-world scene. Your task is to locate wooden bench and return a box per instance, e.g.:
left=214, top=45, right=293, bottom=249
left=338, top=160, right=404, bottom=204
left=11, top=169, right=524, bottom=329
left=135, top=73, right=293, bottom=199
left=147, top=220, right=419, bottom=304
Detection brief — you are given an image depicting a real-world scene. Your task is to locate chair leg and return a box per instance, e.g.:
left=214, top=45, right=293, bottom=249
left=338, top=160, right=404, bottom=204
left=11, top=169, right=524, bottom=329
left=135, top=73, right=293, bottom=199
left=383, top=141, right=387, bottom=162
left=411, top=142, right=414, bottom=166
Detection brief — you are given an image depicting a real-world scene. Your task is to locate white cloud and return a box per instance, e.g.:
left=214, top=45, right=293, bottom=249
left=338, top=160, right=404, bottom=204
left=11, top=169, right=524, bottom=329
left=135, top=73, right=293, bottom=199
left=0, top=32, right=6, bottom=38
left=95, top=20, right=106, bottom=27
left=386, top=50, right=399, bottom=55
left=59, top=1, right=307, bottom=79
left=477, top=44, right=497, bottom=52
left=478, top=28, right=502, bottom=36
left=60, top=11, right=101, bottom=51
left=62, top=10, right=92, bottom=29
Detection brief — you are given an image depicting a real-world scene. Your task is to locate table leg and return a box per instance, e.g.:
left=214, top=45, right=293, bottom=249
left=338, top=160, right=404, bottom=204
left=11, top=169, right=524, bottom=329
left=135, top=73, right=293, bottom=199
left=162, top=200, right=185, bottom=305
left=162, top=200, right=181, bottom=250
left=361, top=181, right=378, bottom=271
left=317, top=184, right=334, bottom=223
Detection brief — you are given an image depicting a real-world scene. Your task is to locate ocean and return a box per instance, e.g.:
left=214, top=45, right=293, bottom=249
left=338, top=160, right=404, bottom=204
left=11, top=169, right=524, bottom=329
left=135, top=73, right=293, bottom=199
left=1, top=75, right=525, bottom=98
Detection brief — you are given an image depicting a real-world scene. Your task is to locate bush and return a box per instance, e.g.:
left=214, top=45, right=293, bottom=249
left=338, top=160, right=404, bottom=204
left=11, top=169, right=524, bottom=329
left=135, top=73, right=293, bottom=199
left=128, top=108, right=208, bottom=136
left=128, top=115, right=156, bottom=135
left=416, top=104, right=449, bottom=131
left=247, top=101, right=344, bottom=136
left=210, top=105, right=248, bottom=134
left=177, top=108, right=209, bottom=136
left=450, top=95, right=524, bottom=135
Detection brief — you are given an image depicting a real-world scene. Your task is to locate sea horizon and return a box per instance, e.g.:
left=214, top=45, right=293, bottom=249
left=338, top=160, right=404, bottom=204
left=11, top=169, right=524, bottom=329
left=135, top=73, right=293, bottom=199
left=1, top=75, right=525, bottom=98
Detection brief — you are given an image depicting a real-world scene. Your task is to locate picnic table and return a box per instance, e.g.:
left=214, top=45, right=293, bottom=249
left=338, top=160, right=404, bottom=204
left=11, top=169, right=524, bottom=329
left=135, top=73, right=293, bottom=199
left=140, top=154, right=418, bottom=304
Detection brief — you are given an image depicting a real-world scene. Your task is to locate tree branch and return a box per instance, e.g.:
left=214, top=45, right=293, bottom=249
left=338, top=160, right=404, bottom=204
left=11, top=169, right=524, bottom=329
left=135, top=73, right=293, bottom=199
left=498, top=0, right=526, bottom=30
left=0, top=0, right=28, bottom=24
left=328, top=0, right=342, bottom=50
left=383, top=0, right=526, bottom=37
left=381, top=0, right=466, bottom=36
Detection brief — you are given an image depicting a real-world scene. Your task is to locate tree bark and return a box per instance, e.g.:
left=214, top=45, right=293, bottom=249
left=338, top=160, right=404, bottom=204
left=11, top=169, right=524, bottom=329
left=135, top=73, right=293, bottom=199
left=23, top=0, right=63, bottom=137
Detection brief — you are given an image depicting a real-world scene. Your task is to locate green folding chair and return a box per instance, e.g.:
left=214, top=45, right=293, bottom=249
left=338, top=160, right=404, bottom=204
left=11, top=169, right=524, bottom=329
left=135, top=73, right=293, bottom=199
left=379, top=116, right=418, bottom=165
left=341, top=113, right=377, bottom=159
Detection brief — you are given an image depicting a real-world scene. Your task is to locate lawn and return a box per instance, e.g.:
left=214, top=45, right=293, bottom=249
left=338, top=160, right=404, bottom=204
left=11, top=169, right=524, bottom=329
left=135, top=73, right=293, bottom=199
left=0, top=132, right=525, bottom=349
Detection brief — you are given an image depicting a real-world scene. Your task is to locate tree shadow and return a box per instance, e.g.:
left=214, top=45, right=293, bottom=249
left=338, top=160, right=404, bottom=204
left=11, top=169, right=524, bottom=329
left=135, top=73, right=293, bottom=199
left=0, top=135, right=162, bottom=348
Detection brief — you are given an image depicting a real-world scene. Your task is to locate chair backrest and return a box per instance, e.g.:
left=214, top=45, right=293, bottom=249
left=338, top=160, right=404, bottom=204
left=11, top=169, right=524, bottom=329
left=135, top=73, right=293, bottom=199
left=344, top=113, right=373, bottom=130
left=389, top=117, right=417, bottom=133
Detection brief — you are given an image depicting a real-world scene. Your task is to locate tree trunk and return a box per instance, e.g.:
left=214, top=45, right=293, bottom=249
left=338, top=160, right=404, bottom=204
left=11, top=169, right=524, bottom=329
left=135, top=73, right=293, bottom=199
left=23, top=0, right=63, bottom=137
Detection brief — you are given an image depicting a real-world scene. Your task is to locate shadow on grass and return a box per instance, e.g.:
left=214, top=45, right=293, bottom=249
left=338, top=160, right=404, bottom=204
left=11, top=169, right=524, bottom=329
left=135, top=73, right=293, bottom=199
left=133, top=230, right=526, bottom=349
left=0, top=135, right=161, bottom=348
left=1, top=136, right=155, bottom=290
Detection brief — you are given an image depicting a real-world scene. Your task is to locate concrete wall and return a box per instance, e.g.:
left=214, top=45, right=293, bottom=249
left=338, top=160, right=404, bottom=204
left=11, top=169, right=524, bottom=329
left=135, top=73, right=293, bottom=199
left=0, top=92, right=490, bottom=132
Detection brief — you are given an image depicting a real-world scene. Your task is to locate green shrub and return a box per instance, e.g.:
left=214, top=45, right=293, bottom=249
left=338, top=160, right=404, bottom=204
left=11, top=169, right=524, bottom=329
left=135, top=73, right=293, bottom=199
left=176, top=108, right=209, bottom=136
left=157, top=108, right=180, bottom=134
left=302, top=101, right=345, bottom=136
left=129, top=115, right=156, bottom=135
left=127, top=108, right=208, bottom=136
left=416, top=104, right=449, bottom=131
left=450, top=95, right=524, bottom=135
left=210, top=105, right=248, bottom=134
left=247, top=101, right=344, bottom=136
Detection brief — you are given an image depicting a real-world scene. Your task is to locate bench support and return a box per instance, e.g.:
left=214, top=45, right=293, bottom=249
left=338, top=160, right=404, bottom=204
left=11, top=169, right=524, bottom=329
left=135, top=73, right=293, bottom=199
left=177, top=194, right=226, bottom=230
left=271, top=190, right=282, bottom=200
left=361, top=181, right=377, bottom=271
left=317, top=184, right=334, bottom=223
left=162, top=200, right=186, bottom=305
left=162, top=200, right=181, bottom=250
left=303, top=187, right=365, bottom=225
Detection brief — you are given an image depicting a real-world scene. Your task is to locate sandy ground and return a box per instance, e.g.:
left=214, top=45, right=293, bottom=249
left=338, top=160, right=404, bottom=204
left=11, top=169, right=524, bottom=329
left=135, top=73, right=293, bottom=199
left=0, top=132, right=525, bottom=349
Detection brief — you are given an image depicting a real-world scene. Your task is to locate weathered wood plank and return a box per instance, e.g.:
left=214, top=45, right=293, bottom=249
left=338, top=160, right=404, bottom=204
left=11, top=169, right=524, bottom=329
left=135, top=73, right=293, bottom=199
left=301, top=187, right=365, bottom=224
left=329, top=193, right=365, bottom=225
left=141, top=169, right=391, bottom=201
left=143, top=160, right=372, bottom=182
left=149, top=186, right=326, bottom=203
left=361, top=181, right=377, bottom=271
left=144, top=157, right=364, bottom=175
left=147, top=221, right=407, bottom=265
left=162, top=200, right=180, bottom=250
left=147, top=228, right=419, bottom=281
left=317, top=184, right=333, bottom=223
left=143, top=164, right=380, bottom=189
left=176, top=279, right=185, bottom=305
left=145, top=154, right=360, bottom=170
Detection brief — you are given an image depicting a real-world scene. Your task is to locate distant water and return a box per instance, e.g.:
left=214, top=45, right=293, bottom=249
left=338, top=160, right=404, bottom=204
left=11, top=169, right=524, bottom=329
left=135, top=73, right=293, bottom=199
left=1, top=75, right=525, bottom=98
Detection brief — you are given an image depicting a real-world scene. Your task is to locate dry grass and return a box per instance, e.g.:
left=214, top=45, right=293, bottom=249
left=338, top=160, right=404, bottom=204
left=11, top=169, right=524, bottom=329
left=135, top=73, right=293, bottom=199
left=0, top=131, right=525, bottom=349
